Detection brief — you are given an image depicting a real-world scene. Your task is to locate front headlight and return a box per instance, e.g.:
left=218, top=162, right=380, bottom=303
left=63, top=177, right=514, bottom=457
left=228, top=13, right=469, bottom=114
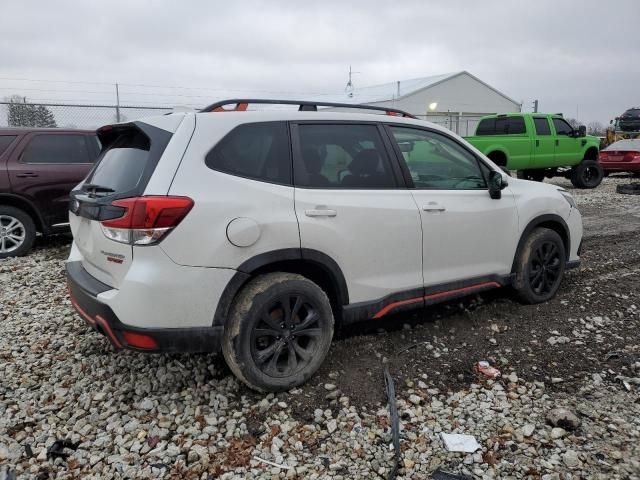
left=560, top=192, right=577, bottom=209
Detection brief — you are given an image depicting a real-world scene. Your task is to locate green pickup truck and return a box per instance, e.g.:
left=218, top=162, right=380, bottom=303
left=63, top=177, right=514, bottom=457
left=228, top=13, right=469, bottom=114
left=464, top=113, right=603, bottom=188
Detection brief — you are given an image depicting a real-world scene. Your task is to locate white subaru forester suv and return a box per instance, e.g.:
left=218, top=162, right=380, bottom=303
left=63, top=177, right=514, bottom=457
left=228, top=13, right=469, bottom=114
left=67, top=100, right=582, bottom=392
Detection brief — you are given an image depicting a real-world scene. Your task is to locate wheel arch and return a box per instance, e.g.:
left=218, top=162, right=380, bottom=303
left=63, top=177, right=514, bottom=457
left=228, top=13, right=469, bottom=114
left=0, top=193, right=45, bottom=233
left=583, top=146, right=599, bottom=161
left=213, top=248, right=349, bottom=327
left=486, top=149, right=509, bottom=167
left=511, top=214, right=570, bottom=273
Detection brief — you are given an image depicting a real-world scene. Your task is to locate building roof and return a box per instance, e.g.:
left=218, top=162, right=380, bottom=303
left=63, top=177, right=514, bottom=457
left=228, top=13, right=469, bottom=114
left=315, top=70, right=519, bottom=107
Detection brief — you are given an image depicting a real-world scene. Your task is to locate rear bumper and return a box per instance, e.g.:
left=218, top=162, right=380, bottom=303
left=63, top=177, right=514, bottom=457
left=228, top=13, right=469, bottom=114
left=601, top=161, right=640, bottom=172
left=66, top=261, right=223, bottom=353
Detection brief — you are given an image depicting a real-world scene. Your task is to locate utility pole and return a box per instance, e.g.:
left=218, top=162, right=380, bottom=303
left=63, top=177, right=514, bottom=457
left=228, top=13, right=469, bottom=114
left=532, top=99, right=539, bottom=113
left=115, top=83, right=121, bottom=122
left=345, top=66, right=360, bottom=98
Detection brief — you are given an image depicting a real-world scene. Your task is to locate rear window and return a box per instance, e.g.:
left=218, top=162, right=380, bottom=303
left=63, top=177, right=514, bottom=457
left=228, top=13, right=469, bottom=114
left=87, top=130, right=151, bottom=193
left=476, top=116, right=526, bottom=135
left=22, top=134, right=93, bottom=164
left=0, top=135, right=16, bottom=156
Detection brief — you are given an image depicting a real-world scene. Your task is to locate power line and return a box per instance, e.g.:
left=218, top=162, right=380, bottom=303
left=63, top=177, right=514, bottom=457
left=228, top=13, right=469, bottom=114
left=0, top=75, right=346, bottom=97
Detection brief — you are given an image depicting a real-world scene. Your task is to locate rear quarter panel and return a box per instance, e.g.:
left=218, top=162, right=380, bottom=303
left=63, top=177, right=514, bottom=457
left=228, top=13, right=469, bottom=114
left=464, top=135, right=532, bottom=170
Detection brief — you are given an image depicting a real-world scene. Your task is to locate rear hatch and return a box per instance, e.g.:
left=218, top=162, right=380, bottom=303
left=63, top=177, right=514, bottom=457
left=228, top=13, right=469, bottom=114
left=69, top=121, right=174, bottom=288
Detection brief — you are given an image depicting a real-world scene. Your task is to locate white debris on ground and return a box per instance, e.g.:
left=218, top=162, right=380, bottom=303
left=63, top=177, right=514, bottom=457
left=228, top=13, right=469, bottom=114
left=1, top=175, right=640, bottom=479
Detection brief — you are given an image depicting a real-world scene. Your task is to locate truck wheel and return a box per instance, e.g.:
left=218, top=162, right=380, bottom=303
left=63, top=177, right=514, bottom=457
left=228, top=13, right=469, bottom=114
left=517, top=170, right=545, bottom=182
left=513, top=228, right=566, bottom=304
left=570, top=160, right=603, bottom=188
left=222, top=273, right=334, bottom=392
left=0, top=206, right=36, bottom=259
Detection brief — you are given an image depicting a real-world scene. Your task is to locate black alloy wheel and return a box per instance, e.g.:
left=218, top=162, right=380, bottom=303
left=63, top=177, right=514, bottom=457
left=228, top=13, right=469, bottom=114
left=528, top=241, right=562, bottom=296
left=513, top=227, right=566, bottom=304
left=250, top=294, right=322, bottom=378
left=222, top=272, right=334, bottom=392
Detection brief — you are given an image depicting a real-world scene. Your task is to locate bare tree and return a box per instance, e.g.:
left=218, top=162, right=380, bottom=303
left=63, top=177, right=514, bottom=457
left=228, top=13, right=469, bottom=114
left=565, top=117, right=580, bottom=129
left=587, top=121, right=605, bottom=136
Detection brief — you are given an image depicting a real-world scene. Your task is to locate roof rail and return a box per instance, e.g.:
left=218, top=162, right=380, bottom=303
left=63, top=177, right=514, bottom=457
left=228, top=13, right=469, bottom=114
left=199, top=99, right=417, bottom=118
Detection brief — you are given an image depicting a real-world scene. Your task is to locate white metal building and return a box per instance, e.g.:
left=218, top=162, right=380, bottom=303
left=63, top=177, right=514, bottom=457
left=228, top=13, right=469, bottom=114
left=324, top=71, right=521, bottom=136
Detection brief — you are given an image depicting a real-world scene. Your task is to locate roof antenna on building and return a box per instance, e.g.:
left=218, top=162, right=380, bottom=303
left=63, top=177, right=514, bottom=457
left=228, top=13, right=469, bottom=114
left=345, top=65, right=360, bottom=98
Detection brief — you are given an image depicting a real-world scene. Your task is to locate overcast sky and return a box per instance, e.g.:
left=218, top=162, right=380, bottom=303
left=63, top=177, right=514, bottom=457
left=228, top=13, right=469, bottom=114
left=1, top=0, right=638, bottom=124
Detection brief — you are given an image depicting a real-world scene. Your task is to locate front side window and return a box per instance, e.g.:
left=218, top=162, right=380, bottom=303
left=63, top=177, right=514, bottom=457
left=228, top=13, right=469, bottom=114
left=22, top=134, right=92, bottom=164
left=295, top=124, right=396, bottom=188
left=390, top=126, right=487, bottom=190
left=552, top=118, right=573, bottom=136
left=533, top=117, right=552, bottom=135
left=205, top=122, right=291, bottom=185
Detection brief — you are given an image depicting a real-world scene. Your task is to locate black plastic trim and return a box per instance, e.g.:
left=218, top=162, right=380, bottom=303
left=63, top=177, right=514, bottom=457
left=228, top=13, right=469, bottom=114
left=510, top=214, right=571, bottom=273
left=0, top=193, right=48, bottom=233
left=566, top=260, right=581, bottom=270
left=66, top=261, right=222, bottom=353
left=342, top=274, right=512, bottom=325
left=212, top=248, right=350, bottom=327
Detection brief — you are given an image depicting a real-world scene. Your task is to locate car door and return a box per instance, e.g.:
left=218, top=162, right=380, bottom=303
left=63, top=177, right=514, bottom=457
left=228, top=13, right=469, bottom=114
left=532, top=116, right=555, bottom=167
left=8, top=132, right=96, bottom=227
left=292, top=122, right=424, bottom=306
left=386, top=125, right=519, bottom=288
left=552, top=117, right=581, bottom=165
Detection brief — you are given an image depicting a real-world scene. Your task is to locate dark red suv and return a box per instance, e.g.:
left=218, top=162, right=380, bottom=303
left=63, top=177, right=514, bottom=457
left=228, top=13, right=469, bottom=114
left=0, top=128, right=99, bottom=258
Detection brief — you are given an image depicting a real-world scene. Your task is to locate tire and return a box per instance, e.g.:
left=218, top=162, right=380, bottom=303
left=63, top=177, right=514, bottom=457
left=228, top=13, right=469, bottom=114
left=570, top=160, right=604, bottom=188
left=222, top=273, right=334, bottom=392
left=0, top=206, right=36, bottom=259
left=513, top=228, right=566, bottom=304
left=616, top=183, right=640, bottom=195
left=517, top=169, right=545, bottom=182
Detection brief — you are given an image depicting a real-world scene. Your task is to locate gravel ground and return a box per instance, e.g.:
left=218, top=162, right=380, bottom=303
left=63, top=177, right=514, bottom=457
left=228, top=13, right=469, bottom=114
left=1, top=175, right=640, bottom=479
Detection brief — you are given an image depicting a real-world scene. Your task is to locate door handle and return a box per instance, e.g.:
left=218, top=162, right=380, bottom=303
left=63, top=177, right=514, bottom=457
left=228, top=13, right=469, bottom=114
left=423, top=203, right=446, bottom=212
left=555, top=139, right=559, bottom=146
left=536, top=139, right=540, bottom=147
left=305, top=208, right=337, bottom=217
left=16, top=172, right=39, bottom=178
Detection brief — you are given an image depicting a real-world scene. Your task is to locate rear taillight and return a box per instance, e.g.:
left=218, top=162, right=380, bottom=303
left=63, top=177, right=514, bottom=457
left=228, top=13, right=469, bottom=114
left=599, top=151, right=609, bottom=161
left=100, top=196, right=193, bottom=245
left=624, top=152, right=640, bottom=162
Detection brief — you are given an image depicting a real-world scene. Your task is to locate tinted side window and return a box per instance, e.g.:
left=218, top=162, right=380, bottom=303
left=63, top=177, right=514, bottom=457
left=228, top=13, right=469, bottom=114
left=390, top=126, right=487, bottom=190
left=505, top=116, right=526, bottom=134
left=295, top=124, right=396, bottom=189
left=553, top=118, right=573, bottom=136
left=476, top=117, right=525, bottom=135
left=533, top=117, right=551, bottom=135
left=22, top=134, right=92, bottom=164
left=0, top=135, right=17, bottom=156
left=476, top=118, right=495, bottom=135
left=205, top=122, right=291, bottom=185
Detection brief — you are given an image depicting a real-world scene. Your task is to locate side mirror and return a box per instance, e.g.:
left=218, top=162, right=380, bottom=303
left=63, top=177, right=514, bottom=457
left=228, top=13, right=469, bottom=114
left=577, top=125, right=586, bottom=137
left=488, top=170, right=507, bottom=199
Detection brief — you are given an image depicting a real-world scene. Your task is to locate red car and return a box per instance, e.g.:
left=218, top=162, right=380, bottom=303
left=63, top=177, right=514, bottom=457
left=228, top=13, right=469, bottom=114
left=0, top=128, right=100, bottom=258
left=600, top=139, right=640, bottom=175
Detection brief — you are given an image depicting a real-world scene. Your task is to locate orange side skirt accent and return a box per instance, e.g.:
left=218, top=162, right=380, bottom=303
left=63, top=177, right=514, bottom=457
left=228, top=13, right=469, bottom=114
left=372, top=281, right=501, bottom=319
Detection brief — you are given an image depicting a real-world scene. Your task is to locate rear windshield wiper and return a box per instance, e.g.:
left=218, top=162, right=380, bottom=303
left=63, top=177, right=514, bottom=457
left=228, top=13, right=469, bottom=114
left=82, top=183, right=115, bottom=196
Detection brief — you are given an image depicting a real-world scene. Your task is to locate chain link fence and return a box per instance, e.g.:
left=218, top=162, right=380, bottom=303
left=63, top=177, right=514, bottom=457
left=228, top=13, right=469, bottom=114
left=0, top=102, right=174, bottom=130
left=0, top=101, right=486, bottom=137
left=414, top=113, right=486, bottom=137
